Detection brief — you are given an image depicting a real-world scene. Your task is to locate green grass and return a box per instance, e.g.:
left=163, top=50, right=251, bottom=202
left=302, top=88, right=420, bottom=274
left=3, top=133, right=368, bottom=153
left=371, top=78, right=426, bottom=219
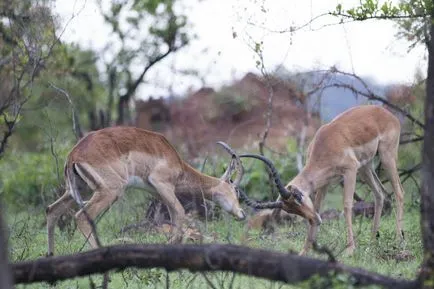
left=6, top=184, right=423, bottom=289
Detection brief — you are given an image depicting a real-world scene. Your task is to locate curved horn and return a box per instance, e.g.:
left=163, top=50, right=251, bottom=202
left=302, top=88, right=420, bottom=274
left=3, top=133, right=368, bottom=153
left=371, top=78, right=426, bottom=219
left=220, top=158, right=234, bottom=182
left=238, top=188, right=283, bottom=209
left=239, top=154, right=291, bottom=199
left=216, top=141, right=244, bottom=186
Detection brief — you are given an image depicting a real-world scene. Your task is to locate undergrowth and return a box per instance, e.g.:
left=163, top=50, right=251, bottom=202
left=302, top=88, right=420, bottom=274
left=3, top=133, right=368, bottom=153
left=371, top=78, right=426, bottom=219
left=6, top=182, right=423, bottom=289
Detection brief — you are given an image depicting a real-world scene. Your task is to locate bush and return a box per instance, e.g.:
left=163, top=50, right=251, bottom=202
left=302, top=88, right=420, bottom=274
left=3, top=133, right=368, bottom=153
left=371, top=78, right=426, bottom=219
left=0, top=146, right=70, bottom=210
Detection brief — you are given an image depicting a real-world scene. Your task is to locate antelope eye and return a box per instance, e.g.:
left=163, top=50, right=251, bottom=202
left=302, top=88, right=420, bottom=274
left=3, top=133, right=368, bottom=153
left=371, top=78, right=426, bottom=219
left=294, top=194, right=303, bottom=205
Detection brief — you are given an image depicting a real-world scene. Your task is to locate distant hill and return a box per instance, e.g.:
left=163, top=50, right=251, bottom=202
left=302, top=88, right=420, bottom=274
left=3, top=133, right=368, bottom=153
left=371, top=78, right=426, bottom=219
left=135, top=71, right=393, bottom=157
left=278, top=69, right=388, bottom=122
left=315, top=74, right=387, bottom=122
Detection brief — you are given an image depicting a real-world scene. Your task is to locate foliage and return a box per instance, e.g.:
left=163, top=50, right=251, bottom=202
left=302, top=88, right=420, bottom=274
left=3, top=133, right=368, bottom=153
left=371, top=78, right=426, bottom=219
left=0, top=144, right=71, bottom=210
left=0, top=0, right=59, bottom=158
left=10, top=43, right=106, bottom=151
left=208, top=88, right=256, bottom=122
left=7, top=186, right=423, bottom=288
left=94, top=0, right=192, bottom=126
left=332, top=0, right=433, bottom=50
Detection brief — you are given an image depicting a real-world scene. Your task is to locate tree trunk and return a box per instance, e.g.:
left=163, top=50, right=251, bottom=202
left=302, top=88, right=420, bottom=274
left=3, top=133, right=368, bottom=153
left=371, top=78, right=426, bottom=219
left=419, top=13, right=434, bottom=289
left=117, top=95, right=129, bottom=125
left=0, top=202, right=13, bottom=289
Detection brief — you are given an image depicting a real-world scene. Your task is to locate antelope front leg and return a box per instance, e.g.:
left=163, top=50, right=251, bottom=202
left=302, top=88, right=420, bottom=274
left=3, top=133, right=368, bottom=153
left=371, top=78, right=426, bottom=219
left=379, top=151, right=405, bottom=242
left=148, top=174, right=186, bottom=244
left=300, top=185, right=327, bottom=256
left=359, top=165, right=385, bottom=239
left=343, top=169, right=357, bottom=256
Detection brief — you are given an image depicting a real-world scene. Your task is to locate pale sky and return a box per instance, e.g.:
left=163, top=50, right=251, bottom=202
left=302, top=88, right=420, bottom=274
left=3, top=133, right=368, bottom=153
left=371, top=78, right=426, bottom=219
left=53, top=0, right=428, bottom=99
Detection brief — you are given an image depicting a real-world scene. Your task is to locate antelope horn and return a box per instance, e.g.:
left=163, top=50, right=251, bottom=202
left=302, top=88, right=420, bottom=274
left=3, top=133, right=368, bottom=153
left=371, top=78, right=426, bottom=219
left=237, top=188, right=283, bottom=209
left=239, top=154, right=291, bottom=199
left=220, top=157, right=235, bottom=182
left=216, top=141, right=244, bottom=186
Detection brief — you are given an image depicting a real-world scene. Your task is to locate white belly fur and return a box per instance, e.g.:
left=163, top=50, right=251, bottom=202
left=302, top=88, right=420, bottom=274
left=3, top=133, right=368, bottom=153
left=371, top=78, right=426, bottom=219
left=126, top=176, right=156, bottom=193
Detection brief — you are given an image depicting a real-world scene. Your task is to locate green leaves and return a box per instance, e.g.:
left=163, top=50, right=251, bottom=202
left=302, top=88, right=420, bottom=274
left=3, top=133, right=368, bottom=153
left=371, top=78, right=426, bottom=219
left=332, top=0, right=430, bottom=20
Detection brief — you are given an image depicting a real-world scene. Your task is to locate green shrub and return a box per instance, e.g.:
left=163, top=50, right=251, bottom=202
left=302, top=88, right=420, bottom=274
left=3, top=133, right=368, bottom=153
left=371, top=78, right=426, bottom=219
left=0, top=146, right=70, bottom=210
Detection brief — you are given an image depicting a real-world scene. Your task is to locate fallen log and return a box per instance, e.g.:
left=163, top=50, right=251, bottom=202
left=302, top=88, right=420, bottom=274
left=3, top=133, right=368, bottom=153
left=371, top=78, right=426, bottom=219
left=12, top=243, right=417, bottom=288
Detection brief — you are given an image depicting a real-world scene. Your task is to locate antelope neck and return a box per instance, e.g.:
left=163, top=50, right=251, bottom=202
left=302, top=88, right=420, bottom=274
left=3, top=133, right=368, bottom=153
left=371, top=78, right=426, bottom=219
left=175, top=162, right=222, bottom=197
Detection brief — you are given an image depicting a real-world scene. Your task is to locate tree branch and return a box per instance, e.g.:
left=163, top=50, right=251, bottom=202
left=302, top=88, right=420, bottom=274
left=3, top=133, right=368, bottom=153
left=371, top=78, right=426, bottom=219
left=49, top=83, right=83, bottom=140
left=399, top=136, right=424, bottom=145
left=12, top=244, right=417, bottom=288
left=333, top=12, right=429, bottom=21
left=117, top=48, right=175, bottom=124
left=322, top=82, right=425, bottom=130
left=0, top=113, right=18, bottom=158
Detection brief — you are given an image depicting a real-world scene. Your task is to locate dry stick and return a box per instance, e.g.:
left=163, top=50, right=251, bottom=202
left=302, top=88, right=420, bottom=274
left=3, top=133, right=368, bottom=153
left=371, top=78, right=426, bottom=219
left=399, top=136, right=424, bottom=145
left=323, top=69, right=425, bottom=130
left=201, top=272, right=218, bottom=289
left=257, top=69, right=277, bottom=199
left=311, top=242, right=337, bottom=263
left=48, top=83, right=108, bottom=288
left=49, top=83, right=83, bottom=139
left=79, top=208, right=109, bottom=289
left=259, top=77, right=274, bottom=156
left=12, top=244, right=417, bottom=289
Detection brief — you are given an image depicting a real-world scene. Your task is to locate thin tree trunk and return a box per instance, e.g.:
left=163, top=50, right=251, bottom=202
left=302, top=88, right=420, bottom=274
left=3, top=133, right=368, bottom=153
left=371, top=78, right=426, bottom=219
left=419, top=14, right=434, bottom=288
left=0, top=202, right=13, bottom=289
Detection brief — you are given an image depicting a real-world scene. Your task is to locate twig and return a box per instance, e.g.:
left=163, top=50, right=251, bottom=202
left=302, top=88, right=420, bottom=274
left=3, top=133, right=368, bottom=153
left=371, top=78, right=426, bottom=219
left=201, top=272, right=218, bottom=289
left=49, top=83, right=83, bottom=140
left=321, top=68, right=425, bottom=130
left=312, top=241, right=336, bottom=263
left=399, top=136, right=424, bottom=145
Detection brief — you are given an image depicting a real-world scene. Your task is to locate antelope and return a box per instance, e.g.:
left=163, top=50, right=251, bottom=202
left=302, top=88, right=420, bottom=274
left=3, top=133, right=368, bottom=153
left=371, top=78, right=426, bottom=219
left=239, top=105, right=405, bottom=256
left=46, top=126, right=246, bottom=256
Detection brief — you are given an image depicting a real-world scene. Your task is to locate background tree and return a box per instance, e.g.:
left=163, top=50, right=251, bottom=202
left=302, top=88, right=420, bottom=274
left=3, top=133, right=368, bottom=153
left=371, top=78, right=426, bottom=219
left=0, top=0, right=58, bottom=158
left=333, top=1, right=434, bottom=286
left=92, top=0, right=191, bottom=128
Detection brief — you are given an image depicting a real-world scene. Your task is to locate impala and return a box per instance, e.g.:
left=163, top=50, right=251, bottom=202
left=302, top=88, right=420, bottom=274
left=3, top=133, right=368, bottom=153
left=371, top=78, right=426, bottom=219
left=239, top=105, right=405, bottom=256
left=46, top=126, right=246, bottom=255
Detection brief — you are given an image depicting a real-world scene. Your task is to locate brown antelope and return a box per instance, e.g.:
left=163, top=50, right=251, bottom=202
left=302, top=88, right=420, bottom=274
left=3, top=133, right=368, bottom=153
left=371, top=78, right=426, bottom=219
left=239, top=105, right=405, bottom=256
left=46, top=126, right=246, bottom=255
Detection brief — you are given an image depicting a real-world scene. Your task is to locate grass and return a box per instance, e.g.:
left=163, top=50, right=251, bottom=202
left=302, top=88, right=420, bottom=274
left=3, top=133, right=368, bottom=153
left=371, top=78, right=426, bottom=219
left=5, top=182, right=424, bottom=289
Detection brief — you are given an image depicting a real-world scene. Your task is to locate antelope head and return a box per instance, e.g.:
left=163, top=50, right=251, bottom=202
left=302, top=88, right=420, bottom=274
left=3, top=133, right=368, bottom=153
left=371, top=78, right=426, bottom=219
left=213, top=141, right=246, bottom=220
left=238, top=154, right=322, bottom=225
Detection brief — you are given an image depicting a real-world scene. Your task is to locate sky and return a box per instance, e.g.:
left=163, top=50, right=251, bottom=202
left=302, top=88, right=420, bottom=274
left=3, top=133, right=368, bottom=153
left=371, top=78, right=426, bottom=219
left=52, top=0, right=428, bottom=100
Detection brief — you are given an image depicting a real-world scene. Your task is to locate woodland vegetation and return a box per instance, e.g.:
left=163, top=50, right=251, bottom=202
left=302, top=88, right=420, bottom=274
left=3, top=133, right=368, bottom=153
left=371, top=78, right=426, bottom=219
left=0, top=0, right=434, bottom=288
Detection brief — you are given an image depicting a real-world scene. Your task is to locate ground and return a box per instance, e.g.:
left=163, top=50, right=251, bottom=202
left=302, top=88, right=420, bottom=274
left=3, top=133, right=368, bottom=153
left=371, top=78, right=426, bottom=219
left=7, top=181, right=423, bottom=289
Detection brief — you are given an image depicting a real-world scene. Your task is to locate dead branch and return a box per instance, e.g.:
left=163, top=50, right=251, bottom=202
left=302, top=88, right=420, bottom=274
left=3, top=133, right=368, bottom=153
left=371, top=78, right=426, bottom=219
left=117, top=47, right=176, bottom=125
left=322, top=69, right=425, bottom=130
left=258, top=75, right=274, bottom=156
left=399, top=136, right=424, bottom=145
left=49, top=83, right=83, bottom=140
left=12, top=244, right=417, bottom=288
left=0, top=113, right=15, bottom=158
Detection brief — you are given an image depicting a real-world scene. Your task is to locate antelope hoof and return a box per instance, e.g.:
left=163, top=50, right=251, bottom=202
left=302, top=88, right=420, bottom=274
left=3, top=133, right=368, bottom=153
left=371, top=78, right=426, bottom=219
left=344, top=245, right=355, bottom=257
left=298, top=248, right=308, bottom=256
